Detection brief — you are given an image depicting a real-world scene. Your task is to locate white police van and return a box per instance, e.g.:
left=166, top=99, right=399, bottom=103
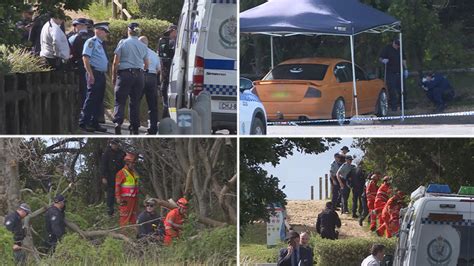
left=391, top=184, right=474, bottom=266
left=239, top=77, right=267, bottom=135
left=168, top=0, right=237, bottom=133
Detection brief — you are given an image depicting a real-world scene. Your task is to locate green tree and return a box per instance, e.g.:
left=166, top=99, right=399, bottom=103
left=240, top=138, right=340, bottom=231
left=136, top=0, right=184, bottom=24
left=356, top=138, right=474, bottom=193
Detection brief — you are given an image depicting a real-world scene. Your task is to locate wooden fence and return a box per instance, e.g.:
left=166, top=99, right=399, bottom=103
left=310, top=174, right=331, bottom=200
left=112, top=0, right=132, bottom=20
left=0, top=71, right=79, bottom=134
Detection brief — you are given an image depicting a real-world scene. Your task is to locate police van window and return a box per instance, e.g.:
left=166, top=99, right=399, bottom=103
left=264, top=64, right=328, bottom=81
left=334, top=63, right=350, bottom=83
left=454, top=225, right=474, bottom=265
left=206, top=4, right=237, bottom=59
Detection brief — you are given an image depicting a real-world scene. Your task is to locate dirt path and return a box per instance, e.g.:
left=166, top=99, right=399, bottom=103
left=285, top=200, right=372, bottom=239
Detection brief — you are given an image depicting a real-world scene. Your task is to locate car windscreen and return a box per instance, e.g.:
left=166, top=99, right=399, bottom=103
left=263, top=64, right=328, bottom=81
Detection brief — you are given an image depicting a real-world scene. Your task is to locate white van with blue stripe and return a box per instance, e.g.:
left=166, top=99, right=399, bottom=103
left=168, top=0, right=237, bottom=133
left=391, top=184, right=474, bottom=266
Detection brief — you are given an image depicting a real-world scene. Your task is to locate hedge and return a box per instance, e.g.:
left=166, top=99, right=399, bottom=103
left=314, top=236, right=397, bottom=266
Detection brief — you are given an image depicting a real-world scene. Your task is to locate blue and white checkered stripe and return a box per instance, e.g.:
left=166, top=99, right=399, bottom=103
left=421, top=218, right=473, bottom=226
left=204, top=84, right=237, bottom=96
left=212, top=0, right=236, bottom=3
left=240, top=93, right=261, bottom=103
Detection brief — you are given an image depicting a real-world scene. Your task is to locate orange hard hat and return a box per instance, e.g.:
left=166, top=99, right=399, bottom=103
left=124, top=152, right=137, bottom=162
left=383, top=176, right=391, bottom=182
left=177, top=197, right=188, bottom=208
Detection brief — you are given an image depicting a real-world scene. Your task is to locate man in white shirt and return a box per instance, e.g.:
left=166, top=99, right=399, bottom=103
left=361, top=244, right=385, bottom=266
left=40, top=13, right=70, bottom=70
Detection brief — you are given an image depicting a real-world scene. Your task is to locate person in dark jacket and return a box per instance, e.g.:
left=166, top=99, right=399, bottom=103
left=100, top=139, right=125, bottom=216
left=316, top=202, right=341, bottom=240
left=421, top=72, right=455, bottom=113
left=4, top=203, right=31, bottom=264
left=45, top=194, right=66, bottom=251
left=351, top=161, right=366, bottom=219
left=137, top=198, right=164, bottom=242
left=277, top=231, right=313, bottom=266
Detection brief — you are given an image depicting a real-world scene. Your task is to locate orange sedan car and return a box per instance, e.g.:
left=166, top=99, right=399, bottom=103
left=253, top=57, right=388, bottom=123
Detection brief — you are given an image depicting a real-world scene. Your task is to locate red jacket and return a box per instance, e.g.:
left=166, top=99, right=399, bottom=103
left=374, top=183, right=392, bottom=209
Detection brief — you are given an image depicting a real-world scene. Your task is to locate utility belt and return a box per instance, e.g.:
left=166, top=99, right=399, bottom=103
left=118, top=68, right=143, bottom=74
left=91, top=67, right=107, bottom=74
left=145, top=72, right=157, bottom=76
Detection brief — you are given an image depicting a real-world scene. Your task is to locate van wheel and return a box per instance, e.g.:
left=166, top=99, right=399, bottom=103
left=332, top=98, right=346, bottom=125
left=251, top=118, right=265, bottom=135
left=376, top=90, right=388, bottom=117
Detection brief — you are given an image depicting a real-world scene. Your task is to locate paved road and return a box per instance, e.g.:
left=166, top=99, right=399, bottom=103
left=268, top=123, right=474, bottom=136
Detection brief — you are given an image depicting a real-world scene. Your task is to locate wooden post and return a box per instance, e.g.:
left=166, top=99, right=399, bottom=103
left=319, top=177, right=322, bottom=200
left=311, top=186, right=314, bottom=200
left=325, top=174, right=329, bottom=199
left=112, top=0, right=117, bottom=19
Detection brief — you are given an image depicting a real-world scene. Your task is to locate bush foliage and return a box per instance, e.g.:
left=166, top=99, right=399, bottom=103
left=0, top=45, right=51, bottom=74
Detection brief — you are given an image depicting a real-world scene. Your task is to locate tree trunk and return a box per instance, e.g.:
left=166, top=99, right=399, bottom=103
left=0, top=139, right=21, bottom=214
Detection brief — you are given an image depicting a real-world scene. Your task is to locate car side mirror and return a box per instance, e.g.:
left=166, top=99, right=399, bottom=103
left=367, top=73, right=377, bottom=80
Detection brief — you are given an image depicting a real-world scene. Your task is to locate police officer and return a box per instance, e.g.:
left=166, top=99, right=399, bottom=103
left=379, top=38, right=408, bottom=111
left=45, top=194, right=66, bottom=251
left=329, top=153, right=343, bottom=210
left=79, top=22, right=110, bottom=133
left=157, top=24, right=177, bottom=118
left=139, top=36, right=161, bottom=135
left=112, top=22, right=149, bottom=135
left=316, top=202, right=341, bottom=240
left=4, top=203, right=31, bottom=264
left=137, top=199, right=164, bottom=242
left=16, top=5, right=34, bottom=43
left=336, top=154, right=355, bottom=214
left=100, top=138, right=125, bottom=216
left=39, top=12, right=70, bottom=70
left=69, top=18, right=92, bottom=109
left=421, top=72, right=455, bottom=113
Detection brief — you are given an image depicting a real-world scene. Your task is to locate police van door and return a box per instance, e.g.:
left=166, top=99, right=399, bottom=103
left=415, top=200, right=472, bottom=266
left=201, top=0, right=237, bottom=125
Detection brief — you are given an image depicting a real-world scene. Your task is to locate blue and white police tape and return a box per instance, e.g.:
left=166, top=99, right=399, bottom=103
left=267, top=110, right=474, bottom=126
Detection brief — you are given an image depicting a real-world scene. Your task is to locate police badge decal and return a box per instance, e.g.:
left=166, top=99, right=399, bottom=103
left=219, top=15, right=237, bottom=49
left=427, top=236, right=452, bottom=265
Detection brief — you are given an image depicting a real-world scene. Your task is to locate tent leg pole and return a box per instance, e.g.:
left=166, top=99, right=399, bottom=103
left=350, top=35, right=359, bottom=117
left=400, top=32, right=405, bottom=121
left=270, top=36, right=274, bottom=69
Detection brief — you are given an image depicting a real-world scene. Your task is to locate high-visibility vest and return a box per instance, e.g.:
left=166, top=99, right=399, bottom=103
left=374, top=183, right=391, bottom=209
left=164, top=208, right=183, bottom=238
left=119, top=168, right=139, bottom=197
left=366, top=180, right=379, bottom=202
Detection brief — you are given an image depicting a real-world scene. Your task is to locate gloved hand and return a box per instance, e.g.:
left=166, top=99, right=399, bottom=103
left=404, top=70, right=409, bottom=78
left=382, top=58, right=389, bottom=64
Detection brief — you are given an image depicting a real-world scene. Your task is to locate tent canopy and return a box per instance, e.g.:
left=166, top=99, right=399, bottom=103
left=240, top=0, right=400, bottom=36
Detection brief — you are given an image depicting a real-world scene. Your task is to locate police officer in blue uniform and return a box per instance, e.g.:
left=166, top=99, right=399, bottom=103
left=112, top=22, right=149, bottom=135
left=69, top=18, right=93, bottom=109
left=4, top=203, right=31, bottom=264
left=79, top=22, right=110, bottom=132
left=45, top=194, right=66, bottom=251
left=421, top=72, right=455, bottom=113
left=139, top=36, right=161, bottom=135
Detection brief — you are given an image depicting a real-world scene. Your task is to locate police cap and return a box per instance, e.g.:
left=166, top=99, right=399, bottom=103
left=54, top=194, right=66, bottom=203
left=94, top=22, right=110, bottom=33
left=72, top=18, right=88, bottom=26
left=19, top=203, right=31, bottom=214
left=341, top=146, right=350, bottom=152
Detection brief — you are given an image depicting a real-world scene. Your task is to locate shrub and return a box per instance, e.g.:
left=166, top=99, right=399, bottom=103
left=0, top=45, right=50, bottom=73
left=0, top=226, right=15, bottom=265
left=98, top=236, right=126, bottom=264
left=84, top=1, right=112, bottom=21
left=47, top=233, right=99, bottom=264
left=313, top=236, right=397, bottom=266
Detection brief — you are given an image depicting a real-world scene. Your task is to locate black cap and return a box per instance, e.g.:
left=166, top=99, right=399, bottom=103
left=22, top=4, right=34, bottom=13
left=341, top=146, right=350, bottom=152
left=285, top=230, right=300, bottom=241
left=128, top=22, right=140, bottom=31
left=109, top=138, right=120, bottom=145
left=54, top=194, right=66, bottom=203
left=86, top=19, right=94, bottom=27
left=163, top=24, right=177, bottom=36
left=94, top=22, right=110, bottom=33
left=393, top=38, right=400, bottom=45
left=72, top=18, right=88, bottom=26
left=345, top=155, right=353, bottom=160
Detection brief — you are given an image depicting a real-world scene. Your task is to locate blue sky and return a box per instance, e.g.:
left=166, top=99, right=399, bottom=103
left=262, top=138, right=363, bottom=200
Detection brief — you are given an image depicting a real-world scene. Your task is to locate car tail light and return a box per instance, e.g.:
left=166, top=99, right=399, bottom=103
left=304, top=87, right=321, bottom=98
left=193, top=56, right=204, bottom=96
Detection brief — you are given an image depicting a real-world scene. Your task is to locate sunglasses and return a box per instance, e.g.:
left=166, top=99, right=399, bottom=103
left=145, top=204, right=155, bottom=207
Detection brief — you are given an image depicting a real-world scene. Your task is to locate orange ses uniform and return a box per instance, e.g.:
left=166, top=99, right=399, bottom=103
left=366, top=180, right=380, bottom=230
left=376, top=196, right=402, bottom=238
left=374, top=183, right=392, bottom=226
left=115, top=167, right=139, bottom=226
left=163, top=208, right=184, bottom=245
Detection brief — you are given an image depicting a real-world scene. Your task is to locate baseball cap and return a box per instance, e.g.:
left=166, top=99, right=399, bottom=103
left=19, top=203, right=31, bottom=214
left=54, top=194, right=66, bottom=203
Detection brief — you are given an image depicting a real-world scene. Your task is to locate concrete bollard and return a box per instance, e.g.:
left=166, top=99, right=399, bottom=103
left=177, top=108, right=202, bottom=134
left=158, top=118, right=178, bottom=135
left=194, top=91, right=212, bottom=134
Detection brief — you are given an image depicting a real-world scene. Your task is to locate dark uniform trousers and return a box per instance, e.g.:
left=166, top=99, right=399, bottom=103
left=331, top=178, right=340, bottom=208
left=45, top=206, right=65, bottom=251
left=386, top=72, right=402, bottom=110
left=80, top=70, right=106, bottom=127
left=4, top=212, right=26, bottom=264
left=160, top=59, right=171, bottom=118
left=113, top=69, right=145, bottom=130
left=142, top=73, right=159, bottom=132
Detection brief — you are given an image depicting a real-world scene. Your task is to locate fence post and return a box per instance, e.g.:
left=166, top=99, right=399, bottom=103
left=311, top=186, right=314, bottom=200
left=325, top=174, right=329, bottom=199
left=112, top=0, right=117, bottom=19
left=319, top=177, right=322, bottom=200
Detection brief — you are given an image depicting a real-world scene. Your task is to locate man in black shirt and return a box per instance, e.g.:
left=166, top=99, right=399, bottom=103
left=137, top=199, right=164, bottom=242
left=379, top=38, right=408, bottom=111
left=45, top=195, right=66, bottom=251
left=100, top=139, right=125, bottom=216
left=4, top=203, right=31, bottom=264
left=316, top=202, right=341, bottom=240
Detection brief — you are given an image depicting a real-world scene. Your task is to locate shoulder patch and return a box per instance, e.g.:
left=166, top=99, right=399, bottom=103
left=88, top=41, right=94, bottom=48
left=51, top=215, right=57, bottom=221
left=5, top=220, right=11, bottom=226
